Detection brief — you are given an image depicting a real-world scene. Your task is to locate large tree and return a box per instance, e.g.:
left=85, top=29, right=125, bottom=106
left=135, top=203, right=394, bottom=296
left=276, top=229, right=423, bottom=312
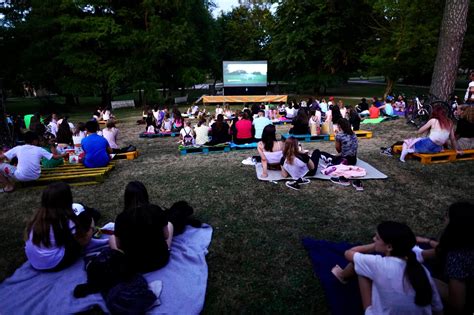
left=429, top=0, right=470, bottom=101
left=362, top=0, right=444, bottom=97
left=270, top=0, right=372, bottom=93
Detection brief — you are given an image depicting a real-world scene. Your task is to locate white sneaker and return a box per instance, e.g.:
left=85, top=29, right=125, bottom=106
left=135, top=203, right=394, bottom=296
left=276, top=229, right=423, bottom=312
left=241, top=157, right=256, bottom=166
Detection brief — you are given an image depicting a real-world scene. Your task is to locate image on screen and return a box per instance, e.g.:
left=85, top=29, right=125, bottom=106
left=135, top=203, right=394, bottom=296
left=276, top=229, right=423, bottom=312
left=223, top=61, right=268, bottom=87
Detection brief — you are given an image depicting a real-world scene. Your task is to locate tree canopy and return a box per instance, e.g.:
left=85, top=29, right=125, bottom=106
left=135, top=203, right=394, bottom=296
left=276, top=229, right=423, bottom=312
left=0, top=0, right=471, bottom=103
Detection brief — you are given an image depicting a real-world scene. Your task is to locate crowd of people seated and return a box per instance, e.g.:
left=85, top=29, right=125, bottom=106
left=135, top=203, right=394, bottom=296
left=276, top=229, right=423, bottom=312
left=0, top=108, right=134, bottom=193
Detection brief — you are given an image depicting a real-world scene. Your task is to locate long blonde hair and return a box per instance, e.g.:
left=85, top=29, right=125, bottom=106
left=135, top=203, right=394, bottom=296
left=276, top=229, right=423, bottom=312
left=283, top=137, right=300, bottom=165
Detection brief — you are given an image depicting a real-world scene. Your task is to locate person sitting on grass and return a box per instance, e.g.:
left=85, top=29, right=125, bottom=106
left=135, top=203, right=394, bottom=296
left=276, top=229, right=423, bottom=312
left=109, top=181, right=200, bottom=273
left=172, top=110, right=184, bottom=131
left=234, top=112, right=255, bottom=144
left=369, top=102, right=380, bottom=119
left=280, top=137, right=319, bottom=191
left=160, top=113, right=173, bottom=133
left=81, top=120, right=112, bottom=168
left=451, top=105, right=474, bottom=150
left=334, top=221, right=443, bottom=315
left=56, top=119, right=73, bottom=148
left=400, top=105, right=460, bottom=162
left=412, top=201, right=474, bottom=315
left=257, top=125, right=284, bottom=178
left=379, top=96, right=395, bottom=116
left=194, top=118, right=210, bottom=145
left=102, top=119, right=120, bottom=152
left=0, top=131, right=67, bottom=193
left=40, top=132, right=65, bottom=169
left=180, top=120, right=195, bottom=146
left=72, top=122, right=86, bottom=147
left=348, top=106, right=361, bottom=131
left=312, top=118, right=362, bottom=190
left=207, top=114, right=230, bottom=146
left=309, top=110, right=321, bottom=136
left=289, top=109, right=310, bottom=135
left=24, top=182, right=95, bottom=271
left=253, top=110, right=272, bottom=140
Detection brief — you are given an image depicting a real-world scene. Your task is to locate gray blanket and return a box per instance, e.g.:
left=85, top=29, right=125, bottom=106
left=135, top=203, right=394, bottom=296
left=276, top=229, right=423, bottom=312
left=255, top=159, right=387, bottom=181
left=0, top=224, right=213, bottom=315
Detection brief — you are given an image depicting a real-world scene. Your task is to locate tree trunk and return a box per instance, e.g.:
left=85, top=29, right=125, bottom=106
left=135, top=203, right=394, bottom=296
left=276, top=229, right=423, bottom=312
left=384, top=77, right=395, bottom=100
left=64, top=94, right=76, bottom=107
left=429, top=0, right=470, bottom=101
left=101, top=90, right=112, bottom=108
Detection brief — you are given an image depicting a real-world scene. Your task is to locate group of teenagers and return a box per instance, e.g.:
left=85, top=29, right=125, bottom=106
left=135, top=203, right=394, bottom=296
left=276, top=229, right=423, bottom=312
left=21, top=180, right=201, bottom=312
left=14, top=179, right=474, bottom=314
left=0, top=112, right=127, bottom=193
left=331, top=201, right=474, bottom=315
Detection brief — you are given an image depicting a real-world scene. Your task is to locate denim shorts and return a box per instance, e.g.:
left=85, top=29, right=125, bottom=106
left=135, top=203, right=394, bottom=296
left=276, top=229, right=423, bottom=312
left=414, top=138, right=443, bottom=153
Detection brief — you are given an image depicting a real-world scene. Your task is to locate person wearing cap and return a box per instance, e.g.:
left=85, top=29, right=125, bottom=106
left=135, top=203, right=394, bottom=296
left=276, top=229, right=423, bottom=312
left=0, top=131, right=67, bottom=193
left=253, top=110, right=272, bottom=140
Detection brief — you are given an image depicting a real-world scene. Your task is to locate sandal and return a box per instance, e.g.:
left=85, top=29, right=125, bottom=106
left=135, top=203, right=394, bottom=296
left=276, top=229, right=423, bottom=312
left=331, top=264, right=348, bottom=284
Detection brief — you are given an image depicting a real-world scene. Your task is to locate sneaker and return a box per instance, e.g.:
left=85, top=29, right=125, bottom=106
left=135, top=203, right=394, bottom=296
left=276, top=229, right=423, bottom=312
left=296, top=178, right=311, bottom=185
left=330, top=176, right=350, bottom=186
left=380, top=148, right=393, bottom=157
left=352, top=180, right=364, bottom=191
left=241, top=157, right=256, bottom=166
left=285, top=181, right=300, bottom=190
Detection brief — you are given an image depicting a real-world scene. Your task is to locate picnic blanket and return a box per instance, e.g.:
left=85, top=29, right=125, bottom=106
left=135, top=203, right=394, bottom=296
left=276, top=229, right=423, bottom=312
left=302, top=238, right=363, bottom=315
left=255, top=158, right=387, bottom=181
left=0, top=224, right=213, bottom=315
left=360, top=117, right=386, bottom=124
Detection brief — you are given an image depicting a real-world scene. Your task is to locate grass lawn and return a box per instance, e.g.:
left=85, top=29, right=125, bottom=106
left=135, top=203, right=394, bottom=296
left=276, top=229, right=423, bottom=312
left=0, top=105, right=472, bottom=313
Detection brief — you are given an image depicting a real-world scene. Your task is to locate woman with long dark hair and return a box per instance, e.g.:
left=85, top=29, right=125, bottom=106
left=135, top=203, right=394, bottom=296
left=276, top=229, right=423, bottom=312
left=343, top=221, right=443, bottom=314
left=208, top=114, right=230, bottom=145
left=24, top=182, right=93, bottom=271
left=289, top=109, right=309, bottom=135
left=257, top=125, right=284, bottom=178
left=400, top=105, right=460, bottom=162
left=280, top=137, right=319, bottom=190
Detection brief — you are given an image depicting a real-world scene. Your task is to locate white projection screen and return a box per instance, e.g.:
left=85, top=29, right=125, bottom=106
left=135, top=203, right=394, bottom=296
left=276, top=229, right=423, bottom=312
left=223, top=61, right=268, bottom=87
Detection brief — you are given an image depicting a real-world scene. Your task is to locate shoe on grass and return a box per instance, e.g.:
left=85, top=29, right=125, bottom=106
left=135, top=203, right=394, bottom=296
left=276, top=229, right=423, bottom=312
left=296, top=178, right=311, bottom=185
left=330, top=176, right=350, bottom=186
left=285, top=181, right=300, bottom=190
left=352, top=179, right=364, bottom=191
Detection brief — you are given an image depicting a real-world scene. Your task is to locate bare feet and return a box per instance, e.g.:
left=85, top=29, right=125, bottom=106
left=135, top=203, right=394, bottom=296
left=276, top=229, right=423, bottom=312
left=331, top=264, right=348, bottom=284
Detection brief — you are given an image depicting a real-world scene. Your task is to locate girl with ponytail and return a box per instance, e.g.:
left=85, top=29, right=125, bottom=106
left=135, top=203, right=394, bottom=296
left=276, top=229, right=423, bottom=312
left=340, top=221, right=443, bottom=314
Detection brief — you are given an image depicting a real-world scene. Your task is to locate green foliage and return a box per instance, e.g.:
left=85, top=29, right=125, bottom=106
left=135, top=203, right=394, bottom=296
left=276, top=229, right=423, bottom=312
left=270, top=0, right=373, bottom=92
left=361, top=0, right=444, bottom=85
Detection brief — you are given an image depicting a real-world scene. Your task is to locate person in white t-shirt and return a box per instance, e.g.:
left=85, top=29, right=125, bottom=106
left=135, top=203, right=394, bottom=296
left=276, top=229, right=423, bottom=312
left=464, top=71, right=474, bottom=103
left=0, top=131, right=67, bottom=193
left=194, top=118, right=210, bottom=145
left=102, top=119, right=119, bottom=150
left=179, top=120, right=195, bottom=145
left=342, top=221, right=443, bottom=315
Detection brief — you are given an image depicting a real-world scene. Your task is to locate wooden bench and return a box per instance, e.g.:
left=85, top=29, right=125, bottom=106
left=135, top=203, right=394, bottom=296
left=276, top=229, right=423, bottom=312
left=25, top=163, right=116, bottom=186
left=114, top=151, right=139, bottom=160
left=111, top=100, right=135, bottom=109
left=230, top=142, right=258, bottom=151
left=329, top=130, right=373, bottom=141
left=392, top=146, right=474, bottom=164
left=139, top=132, right=178, bottom=138
left=281, top=133, right=329, bottom=142
left=179, top=144, right=230, bottom=155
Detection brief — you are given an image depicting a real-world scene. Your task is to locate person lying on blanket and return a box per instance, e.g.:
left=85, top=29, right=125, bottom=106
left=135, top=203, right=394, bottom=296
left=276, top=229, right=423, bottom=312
left=312, top=118, right=363, bottom=190
left=333, top=221, right=443, bottom=315
left=109, top=181, right=201, bottom=273
left=280, top=137, right=318, bottom=191
left=399, top=105, right=461, bottom=162
left=0, top=131, right=67, bottom=193
left=24, top=182, right=97, bottom=271
left=257, top=125, right=284, bottom=178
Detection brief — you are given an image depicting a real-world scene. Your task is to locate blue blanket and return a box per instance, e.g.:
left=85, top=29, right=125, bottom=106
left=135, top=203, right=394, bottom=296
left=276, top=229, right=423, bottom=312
left=302, top=238, right=363, bottom=315
left=0, top=225, right=213, bottom=315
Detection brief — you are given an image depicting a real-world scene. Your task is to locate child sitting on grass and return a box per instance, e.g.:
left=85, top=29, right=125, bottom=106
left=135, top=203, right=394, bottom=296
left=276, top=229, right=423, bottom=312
left=333, top=221, right=443, bottom=315
left=161, top=113, right=173, bottom=133
left=24, top=182, right=96, bottom=271
left=280, top=137, right=319, bottom=190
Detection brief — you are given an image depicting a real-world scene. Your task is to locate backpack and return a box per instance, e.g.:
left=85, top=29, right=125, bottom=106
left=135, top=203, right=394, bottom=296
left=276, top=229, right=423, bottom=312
left=183, top=128, right=194, bottom=146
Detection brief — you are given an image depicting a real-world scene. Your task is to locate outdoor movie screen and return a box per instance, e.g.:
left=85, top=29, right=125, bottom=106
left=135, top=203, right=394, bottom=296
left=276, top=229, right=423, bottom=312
left=223, top=61, right=267, bottom=87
